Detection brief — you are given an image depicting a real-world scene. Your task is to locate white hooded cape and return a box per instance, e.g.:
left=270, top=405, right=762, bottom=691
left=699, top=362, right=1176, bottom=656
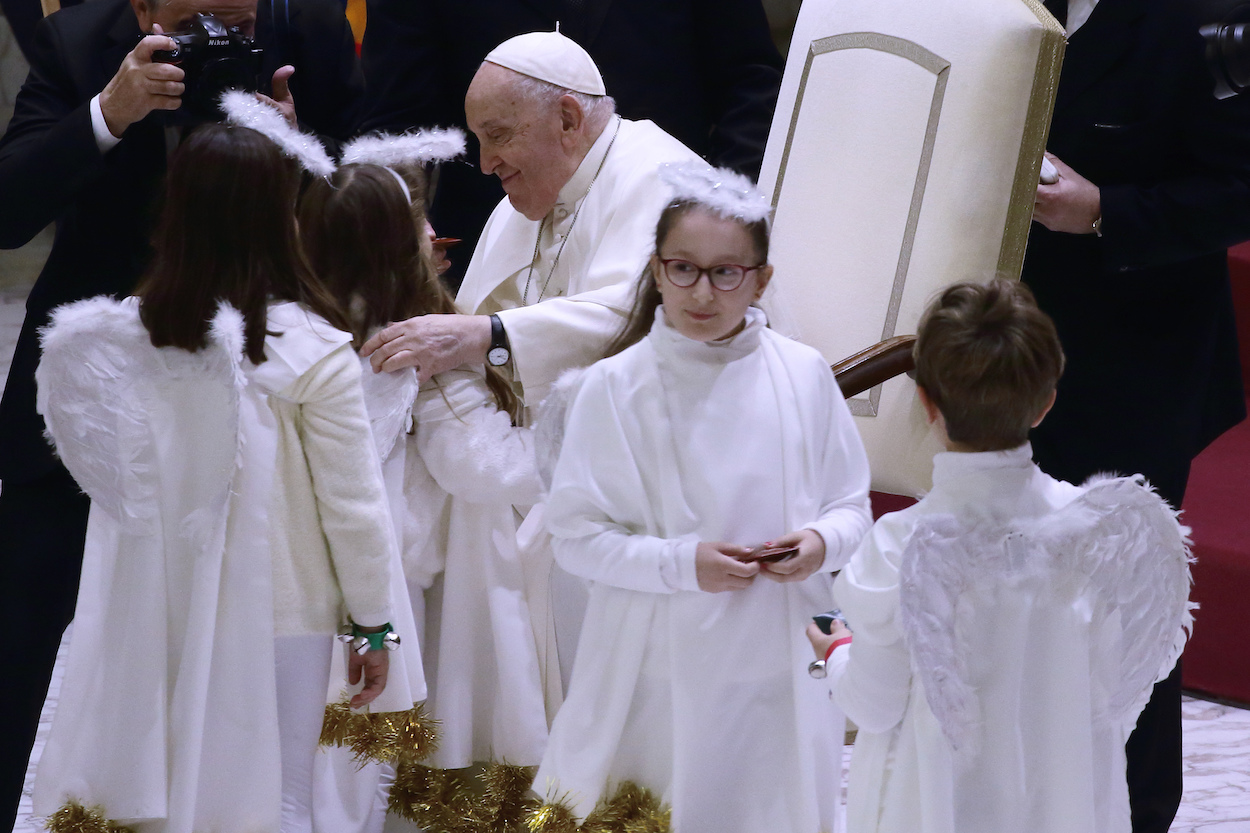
left=535, top=307, right=873, bottom=833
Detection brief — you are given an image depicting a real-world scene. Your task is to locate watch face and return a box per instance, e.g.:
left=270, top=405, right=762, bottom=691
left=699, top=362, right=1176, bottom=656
left=488, top=346, right=511, bottom=366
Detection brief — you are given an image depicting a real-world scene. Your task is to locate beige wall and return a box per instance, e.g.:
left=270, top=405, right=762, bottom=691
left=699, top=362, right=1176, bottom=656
left=0, top=10, right=50, bottom=298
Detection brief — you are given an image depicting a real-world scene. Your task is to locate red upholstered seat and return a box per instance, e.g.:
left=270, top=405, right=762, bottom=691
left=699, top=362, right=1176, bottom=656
left=1180, top=244, right=1250, bottom=705
left=1181, top=399, right=1250, bottom=704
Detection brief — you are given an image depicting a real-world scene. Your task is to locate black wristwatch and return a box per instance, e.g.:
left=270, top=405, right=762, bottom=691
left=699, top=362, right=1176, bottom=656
left=487, top=314, right=511, bottom=367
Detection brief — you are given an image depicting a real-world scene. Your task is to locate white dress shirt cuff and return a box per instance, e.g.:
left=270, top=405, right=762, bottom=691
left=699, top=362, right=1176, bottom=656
left=90, top=94, right=122, bottom=152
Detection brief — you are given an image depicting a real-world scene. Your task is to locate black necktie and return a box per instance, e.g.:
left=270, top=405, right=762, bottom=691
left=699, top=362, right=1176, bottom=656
left=1043, top=0, right=1068, bottom=28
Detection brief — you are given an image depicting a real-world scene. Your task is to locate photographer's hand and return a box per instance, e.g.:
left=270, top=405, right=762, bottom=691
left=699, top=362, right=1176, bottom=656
left=255, top=65, right=298, bottom=127
left=98, top=26, right=185, bottom=138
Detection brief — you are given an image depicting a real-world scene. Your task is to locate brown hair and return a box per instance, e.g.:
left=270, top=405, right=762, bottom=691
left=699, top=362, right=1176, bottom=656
left=913, top=279, right=1065, bottom=451
left=136, top=123, right=349, bottom=364
left=603, top=201, right=771, bottom=358
left=297, top=162, right=519, bottom=420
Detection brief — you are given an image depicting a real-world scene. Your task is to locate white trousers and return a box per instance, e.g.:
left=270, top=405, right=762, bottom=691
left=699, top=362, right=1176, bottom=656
left=275, top=634, right=333, bottom=833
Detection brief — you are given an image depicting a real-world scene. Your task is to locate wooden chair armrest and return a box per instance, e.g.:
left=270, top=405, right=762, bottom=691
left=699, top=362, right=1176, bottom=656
left=832, top=335, right=917, bottom=398
left=41, top=0, right=61, bottom=17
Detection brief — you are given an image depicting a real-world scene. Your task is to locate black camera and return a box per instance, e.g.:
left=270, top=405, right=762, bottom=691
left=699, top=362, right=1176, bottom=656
left=152, top=14, right=264, bottom=120
left=1199, top=0, right=1250, bottom=98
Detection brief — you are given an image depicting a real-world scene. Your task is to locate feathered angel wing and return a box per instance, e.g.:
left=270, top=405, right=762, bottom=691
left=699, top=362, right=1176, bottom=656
left=1062, top=475, right=1194, bottom=724
left=900, top=475, right=1193, bottom=752
left=36, top=297, right=247, bottom=533
left=358, top=359, right=419, bottom=461
left=532, top=367, right=588, bottom=491
left=899, top=514, right=990, bottom=752
left=36, top=297, right=161, bottom=527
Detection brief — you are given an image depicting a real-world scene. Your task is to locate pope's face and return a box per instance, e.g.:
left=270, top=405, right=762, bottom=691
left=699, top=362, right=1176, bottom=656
left=465, top=63, right=580, bottom=221
left=131, top=0, right=258, bottom=38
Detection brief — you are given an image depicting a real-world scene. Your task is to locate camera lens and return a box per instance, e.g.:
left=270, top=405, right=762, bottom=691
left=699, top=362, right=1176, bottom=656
left=1203, top=20, right=1250, bottom=98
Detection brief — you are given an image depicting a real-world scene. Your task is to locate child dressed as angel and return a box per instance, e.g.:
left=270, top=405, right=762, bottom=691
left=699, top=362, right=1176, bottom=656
left=808, top=279, right=1194, bottom=833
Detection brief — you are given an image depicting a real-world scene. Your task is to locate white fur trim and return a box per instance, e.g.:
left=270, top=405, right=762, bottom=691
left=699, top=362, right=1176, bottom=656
left=218, top=90, right=336, bottom=177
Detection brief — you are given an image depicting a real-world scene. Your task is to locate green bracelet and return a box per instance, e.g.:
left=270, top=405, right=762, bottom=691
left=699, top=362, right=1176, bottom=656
left=337, top=622, right=401, bottom=655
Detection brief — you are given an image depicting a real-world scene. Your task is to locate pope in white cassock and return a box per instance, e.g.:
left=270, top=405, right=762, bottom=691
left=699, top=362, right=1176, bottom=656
left=360, top=31, right=707, bottom=716
left=362, top=30, right=704, bottom=412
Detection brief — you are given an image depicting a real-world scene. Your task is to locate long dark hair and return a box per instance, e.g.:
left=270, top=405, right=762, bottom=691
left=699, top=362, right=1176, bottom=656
left=298, top=162, right=519, bottom=420
left=136, top=123, right=349, bottom=364
left=602, top=201, right=771, bottom=358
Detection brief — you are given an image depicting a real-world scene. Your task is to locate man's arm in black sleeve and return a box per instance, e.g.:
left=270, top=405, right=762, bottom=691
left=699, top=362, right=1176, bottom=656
left=357, top=0, right=447, bottom=134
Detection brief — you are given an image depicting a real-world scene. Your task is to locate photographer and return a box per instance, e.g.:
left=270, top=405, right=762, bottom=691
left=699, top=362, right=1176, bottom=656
left=0, top=0, right=362, bottom=826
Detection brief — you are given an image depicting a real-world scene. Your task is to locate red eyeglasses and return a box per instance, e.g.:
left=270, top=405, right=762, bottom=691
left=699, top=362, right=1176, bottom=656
left=658, top=258, right=766, bottom=292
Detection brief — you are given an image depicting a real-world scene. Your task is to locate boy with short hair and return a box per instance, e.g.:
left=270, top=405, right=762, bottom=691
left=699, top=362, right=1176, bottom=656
left=811, top=279, right=1193, bottom=833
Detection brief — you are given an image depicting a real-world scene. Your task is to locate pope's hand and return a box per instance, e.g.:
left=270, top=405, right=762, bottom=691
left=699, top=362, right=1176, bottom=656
left=1033, top=152, right=1102, bottom=234
left=98, top=27, right=184, bottom=137
left=361, top=313, right=492, bottom=383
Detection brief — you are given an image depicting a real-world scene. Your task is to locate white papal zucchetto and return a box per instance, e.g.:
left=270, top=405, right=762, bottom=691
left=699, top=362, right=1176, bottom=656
left=484, top=29, right=607, bottom=96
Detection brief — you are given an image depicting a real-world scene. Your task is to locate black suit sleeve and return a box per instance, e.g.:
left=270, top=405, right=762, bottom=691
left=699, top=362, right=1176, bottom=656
left=1100, top=88, right=1250, bottom=272
left=1093, top=16, right=1250, bottom=273
left=358, top=0, right=449, bottom=134
left=270, top=0, right=364, bottom=143
left=0, top=17, right=106, bottom=249
left=691, top=0, right=783, bottom=180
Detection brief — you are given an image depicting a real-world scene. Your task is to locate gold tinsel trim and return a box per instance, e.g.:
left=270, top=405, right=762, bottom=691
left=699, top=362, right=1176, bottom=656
left=581, top=783, right=671, bottom=833
left=44, top=802, right=135, bottom=833
left=319, top=698, right=439, bottom=766
left=387, top=761, right=671, bottom=833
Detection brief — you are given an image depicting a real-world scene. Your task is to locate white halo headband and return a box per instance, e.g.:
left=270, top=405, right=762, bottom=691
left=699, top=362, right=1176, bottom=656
left=659, top=162, right=773, bottom=224
left=218, top=90, right=336, bottom=178
left=340, top=128, right=467, bottom=168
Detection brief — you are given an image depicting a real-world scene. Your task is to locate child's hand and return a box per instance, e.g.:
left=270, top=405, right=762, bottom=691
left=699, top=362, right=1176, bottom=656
left=806, top=620, right=853, bottom=660
left=696, top=541, right=760, bottom=592
left=759, top=529, right=825, bottom=583
left=348, top=647, right=391, bottom=708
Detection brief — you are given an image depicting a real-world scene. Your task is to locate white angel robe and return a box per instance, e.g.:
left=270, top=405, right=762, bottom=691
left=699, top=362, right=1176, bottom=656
left=827, top=446, right=1193, bottom=833
left=32, top=298, right=397, bottom=833
left=403, top=369, right=549, bottom=769
left=535, top=307, right=873, bottom=833
left=457, top=115, right=703, bottom=709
